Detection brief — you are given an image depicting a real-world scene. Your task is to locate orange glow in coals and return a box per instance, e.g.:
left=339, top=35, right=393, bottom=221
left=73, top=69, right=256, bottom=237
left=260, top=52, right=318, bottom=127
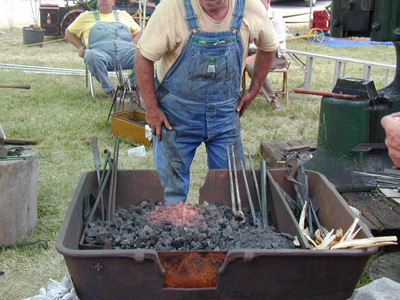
left=146, top=201, right=204, bottom=227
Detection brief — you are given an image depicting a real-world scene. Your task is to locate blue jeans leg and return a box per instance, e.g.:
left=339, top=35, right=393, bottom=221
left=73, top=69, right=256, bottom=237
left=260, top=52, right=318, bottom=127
left=84, top=48, right=114, bottom=92
left=153, top=94, right=244, bottom=204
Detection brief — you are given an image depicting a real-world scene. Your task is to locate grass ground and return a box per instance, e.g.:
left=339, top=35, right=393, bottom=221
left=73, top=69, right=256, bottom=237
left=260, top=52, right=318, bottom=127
left=0, top=25, right=397, bottom=299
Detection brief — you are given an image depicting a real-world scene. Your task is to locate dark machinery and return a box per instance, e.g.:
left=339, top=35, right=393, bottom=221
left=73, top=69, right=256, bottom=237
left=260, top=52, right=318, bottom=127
left=39, top=0, right=158, bottom=36
left=304, top=0, right=400, bottom=192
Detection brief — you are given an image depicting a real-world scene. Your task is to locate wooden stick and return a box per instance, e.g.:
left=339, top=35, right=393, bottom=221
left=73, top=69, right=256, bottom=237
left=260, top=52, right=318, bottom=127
left=331, top=236, right=397, bottom=250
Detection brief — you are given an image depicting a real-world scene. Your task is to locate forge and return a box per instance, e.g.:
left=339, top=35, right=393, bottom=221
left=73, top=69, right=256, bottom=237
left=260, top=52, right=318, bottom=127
left=304, top=0, right=400, bottom=192
left=57, top=169, right=376, bottom=300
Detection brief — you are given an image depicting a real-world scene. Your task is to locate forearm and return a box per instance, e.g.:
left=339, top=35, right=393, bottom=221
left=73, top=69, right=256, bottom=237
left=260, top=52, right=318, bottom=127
left=248, top=49, right=276, bottom=97
left=135, top=50, right=172, bottom=140
left=135, top=50, right=158, bottom=110
left=65, top=29, right=86, bottom=58
left=132, top=31, right=142, bottom=46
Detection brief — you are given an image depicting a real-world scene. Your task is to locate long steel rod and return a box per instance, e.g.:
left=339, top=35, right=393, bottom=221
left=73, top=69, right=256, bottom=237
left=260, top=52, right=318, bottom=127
left=227, top=146, right=238, bottom=215
left=260, top=160, right=268, bottom=228
left=248, top=149, right=262, bottom=210
left=241, top=160, right=259, bottom=228
left=294, top=88, right=360, bottom=100
left=231, top=145, right=244, bottom=214
left=111, top=139, right=120, bottom=217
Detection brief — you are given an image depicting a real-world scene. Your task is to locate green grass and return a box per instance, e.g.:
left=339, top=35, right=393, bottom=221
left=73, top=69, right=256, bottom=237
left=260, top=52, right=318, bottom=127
left=0, top=25, right=397, bottom=299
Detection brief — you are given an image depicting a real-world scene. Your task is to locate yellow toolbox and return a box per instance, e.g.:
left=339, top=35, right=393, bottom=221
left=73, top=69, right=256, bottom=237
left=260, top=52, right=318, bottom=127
left=111, top=110, right=151, bottom=147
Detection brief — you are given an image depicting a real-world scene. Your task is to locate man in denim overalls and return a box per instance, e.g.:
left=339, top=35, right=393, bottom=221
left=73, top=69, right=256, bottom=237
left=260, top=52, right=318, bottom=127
left=66, top=0, right=141, bottom=98
left=136, top=0, right=278, bottom=204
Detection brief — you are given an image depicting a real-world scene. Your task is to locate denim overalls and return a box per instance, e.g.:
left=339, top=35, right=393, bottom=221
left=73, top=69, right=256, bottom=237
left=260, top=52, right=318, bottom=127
left=84, top=11, right=136, bottom=92
left=154, top=0, right=246, bottom=204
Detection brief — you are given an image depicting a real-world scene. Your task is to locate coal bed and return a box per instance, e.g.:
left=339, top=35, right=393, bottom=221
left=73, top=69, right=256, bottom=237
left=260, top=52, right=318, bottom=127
left=83, top=200, right=296, bottom=251
left=57, top=169, right=377, bottom=300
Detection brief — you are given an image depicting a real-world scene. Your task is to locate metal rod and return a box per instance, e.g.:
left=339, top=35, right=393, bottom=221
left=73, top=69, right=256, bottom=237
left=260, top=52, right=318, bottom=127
left=107, top=159, right=115, bottom=221
left=227, top=146, right=245, bottom=222
left=241, top=160, right=259, bottom=228
left=294, top=88, right=360, bottom=100
left=91, top=137, right=104, bottom=221
left=79, top=165, right=113, bottom=245
left=309, top=197, right=325, bottom=238
left=231, top=145, right=244, bottom=214
left=111, top=139, right=120, bottom=217
left=352, top=170, right=400, bottom=180
left=248, top=149, right=262, bottom=210
left=0, top=239, right=48, bottom=250
left=0, top=124, right=6, bottom=139
left=227, top=146, right=240, bottom=218
left=0, top=84, right=31, bottom=89
left=260, top=160, right=268, bottom=228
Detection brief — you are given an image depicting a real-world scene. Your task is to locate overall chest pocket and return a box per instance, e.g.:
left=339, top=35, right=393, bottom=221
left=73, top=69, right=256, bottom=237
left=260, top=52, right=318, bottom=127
left=185, top=45, right=234, bottom=82
left=90, top=23, right=131, bottom=43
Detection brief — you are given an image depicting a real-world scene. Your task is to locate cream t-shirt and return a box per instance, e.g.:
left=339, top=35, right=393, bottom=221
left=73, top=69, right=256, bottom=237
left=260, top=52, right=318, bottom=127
left=67, top=10, right=141, bottom=46
left=137, top=0, right=278, bottom=81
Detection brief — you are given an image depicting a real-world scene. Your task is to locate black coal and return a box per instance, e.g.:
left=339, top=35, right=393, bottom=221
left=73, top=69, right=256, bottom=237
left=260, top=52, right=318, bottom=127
left=83, top=200, right=297, bottom=251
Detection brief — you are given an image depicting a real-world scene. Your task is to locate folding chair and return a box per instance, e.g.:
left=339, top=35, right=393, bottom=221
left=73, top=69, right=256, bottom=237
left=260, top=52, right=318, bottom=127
left=242, top=60, right=291, bottom=107
left=269, top=60, right=291, bottom=107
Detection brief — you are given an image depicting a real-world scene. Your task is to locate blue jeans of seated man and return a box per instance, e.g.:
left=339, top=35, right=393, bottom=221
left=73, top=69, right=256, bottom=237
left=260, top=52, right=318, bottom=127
left=153, top=93, right=245, bottom=205
left=84, top=42, right=136, bottom=93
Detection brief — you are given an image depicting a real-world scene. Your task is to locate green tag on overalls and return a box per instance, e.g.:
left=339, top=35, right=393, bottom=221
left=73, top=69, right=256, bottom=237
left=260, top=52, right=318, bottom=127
left=207, top=57, right=216, bottom=73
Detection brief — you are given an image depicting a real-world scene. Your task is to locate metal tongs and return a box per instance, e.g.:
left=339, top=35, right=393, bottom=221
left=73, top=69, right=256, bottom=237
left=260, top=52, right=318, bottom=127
left=227, top=145, right=246, bottom=224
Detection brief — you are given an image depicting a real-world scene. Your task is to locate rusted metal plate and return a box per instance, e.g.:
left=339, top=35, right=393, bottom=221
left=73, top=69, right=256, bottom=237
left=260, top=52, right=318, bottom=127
left=158, top=251, right=226, bottom=288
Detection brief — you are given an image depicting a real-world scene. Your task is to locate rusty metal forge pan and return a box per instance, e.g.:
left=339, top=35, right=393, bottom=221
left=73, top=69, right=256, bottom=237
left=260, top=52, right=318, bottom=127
left=56, top=169, right=377, bottom=300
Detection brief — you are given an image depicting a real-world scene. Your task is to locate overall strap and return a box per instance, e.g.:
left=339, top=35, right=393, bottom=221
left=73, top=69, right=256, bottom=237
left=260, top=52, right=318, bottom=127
left=184, top=0, right=198, bottom=30
left=93, top=10, right=120, bottom=21
left=230, top=0, right=245, bottom=30
left=93, top=11, right=100, bottom=21
left=113, top=10, right=120, bottom=21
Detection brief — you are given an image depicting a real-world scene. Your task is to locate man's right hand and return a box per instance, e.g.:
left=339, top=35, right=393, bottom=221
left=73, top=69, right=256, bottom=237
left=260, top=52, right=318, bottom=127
left=78, top=46, right=86, bottom=58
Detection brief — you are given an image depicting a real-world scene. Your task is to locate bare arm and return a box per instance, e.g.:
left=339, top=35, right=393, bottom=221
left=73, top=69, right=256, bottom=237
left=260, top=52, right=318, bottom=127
left=237, top=49, right=277, bottom=116
left=132, top=31, right=142, bottom=46
left=135, top=50, right=172, bottom=141
left=65, top=29, right=86, bottom=58
left=381, top=112, right=400, bottom=168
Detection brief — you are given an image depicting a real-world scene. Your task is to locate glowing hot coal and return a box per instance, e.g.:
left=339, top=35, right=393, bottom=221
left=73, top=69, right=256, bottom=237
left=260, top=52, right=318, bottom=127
left=146, top=201, right=204, bottom=227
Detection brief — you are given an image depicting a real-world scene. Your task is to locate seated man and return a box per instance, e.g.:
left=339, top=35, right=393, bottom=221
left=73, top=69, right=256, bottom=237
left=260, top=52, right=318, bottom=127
left=65, top=0, right=142, bottom=99
left=245, top=0, right=288, bottom=112
left=381, top=112, right=400, bottom=168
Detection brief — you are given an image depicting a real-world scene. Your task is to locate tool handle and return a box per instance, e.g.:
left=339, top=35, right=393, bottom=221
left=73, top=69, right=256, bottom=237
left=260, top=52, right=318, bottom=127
left=4, top=139, right=37, bottom=145
left=294, top=88, right=360, bottom=100
left=0, top=84, right=31, bottom=89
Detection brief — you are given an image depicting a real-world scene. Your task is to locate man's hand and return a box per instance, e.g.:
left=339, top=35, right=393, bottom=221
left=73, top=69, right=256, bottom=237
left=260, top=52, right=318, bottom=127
left=236, top=89, right=258, bottom=117
left=238, top=49, right=276, bottom=116
left=78, top=45, right=86, bottom=58
left=145, top=104, right=172, bottom=141
left=381, top=112, right=400, bottom=168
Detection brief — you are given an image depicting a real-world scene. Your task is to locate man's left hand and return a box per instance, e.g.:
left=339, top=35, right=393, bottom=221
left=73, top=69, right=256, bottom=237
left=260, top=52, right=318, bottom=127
left=237, top=90, right=258, bottom=117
